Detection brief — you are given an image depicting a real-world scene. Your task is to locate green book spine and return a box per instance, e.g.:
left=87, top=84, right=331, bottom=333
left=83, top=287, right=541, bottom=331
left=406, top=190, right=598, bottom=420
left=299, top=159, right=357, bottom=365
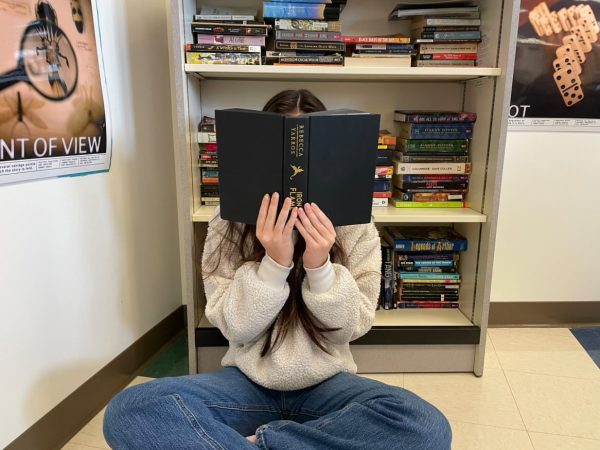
left=398, top=139, right=469, bottom=153
left=283, top=116, right=310, bottom=207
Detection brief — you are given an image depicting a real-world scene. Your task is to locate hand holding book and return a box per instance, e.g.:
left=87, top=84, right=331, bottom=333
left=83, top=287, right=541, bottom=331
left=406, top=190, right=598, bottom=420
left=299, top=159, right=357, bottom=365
left=256, top=193, right=298, bottom=267
left=296, top=203, right=336, bottom=269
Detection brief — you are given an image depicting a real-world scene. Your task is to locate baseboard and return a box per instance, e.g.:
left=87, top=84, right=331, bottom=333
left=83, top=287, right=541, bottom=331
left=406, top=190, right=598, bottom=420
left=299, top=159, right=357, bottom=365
left=489, top=301, right=600, bottom=326
left=5, top=305, right=186, bottom=450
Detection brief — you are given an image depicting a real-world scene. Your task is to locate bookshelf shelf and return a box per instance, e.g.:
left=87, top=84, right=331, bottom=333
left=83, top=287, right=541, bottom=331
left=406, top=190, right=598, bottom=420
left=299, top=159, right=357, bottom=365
left=192, top=205, right=487, bottom=223
left=196, top=309, right=480, bottom=349
left=185, top=64, right=502, bottom=82
left=169, top=0, right=519, bottom=376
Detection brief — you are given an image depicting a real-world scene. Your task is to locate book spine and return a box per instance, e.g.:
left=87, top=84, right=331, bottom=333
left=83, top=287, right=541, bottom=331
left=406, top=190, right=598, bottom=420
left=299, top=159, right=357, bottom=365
left=399, top=192, right=465, bottom=202
left=398, top=139, right=470, bottom=152
left=372, top=197, right=389, bottom=207
left=373, top=179, right=391, bottom=191
left=400, top=265, right=457, bottom=272
left=283, top=116, right=310, bottom=207
left=263, top=3, right=332, bottom=20
left=397, top=302, right=459, bottom=308
left=381, top=243, right=395, bottom=309
left=186, top=43, right=262, bottom=52
left=275, top=41, right=345, bottom=51
left=356, top=44, right=415, bottom=50
left=418, top=26, right=481, bottom=32
left=391, top=199, right=470, bottom=208
left=399, top=174, right=470, bottom=182
left=396, top=182, right=469, bottom=190
left=414, top=18, right=481, bottom=26
left=275, top=30, right=341, bottom=41
left=194, top=35, right=266, bottom=45
left=393, top=162, right=472, bottom=175
left=416, top=38, right=482, bottom=44
left=274, top=19, right=338, bottom=31
left=342, top=36, right=411, bottom=44
left=418, top=43, right=478, bottom=53
left=354, top=49, right=415, bottom=54
left=392, top=240, right=467, bottom=252
left=193, top=14, right=256, bottom=21
left=399, top=260, right=456, bottom=268
left=400, top=272, right=461, bottom=280
left=419, top=31, right=481, bottom=40
left=418, top=53, right=477, bottom=60
left=273, top=55, right=344, bottom=64
left=399, top=128, right=473, bottom=140
left=394, top=154, right=469, bottom=163
left=396, top=112, right=477, bottom=123
left=186, top=52, right=261, bottom=65
left=416, top=60, right=476, bottom=67
left=191, top=24, right=268, bottom=36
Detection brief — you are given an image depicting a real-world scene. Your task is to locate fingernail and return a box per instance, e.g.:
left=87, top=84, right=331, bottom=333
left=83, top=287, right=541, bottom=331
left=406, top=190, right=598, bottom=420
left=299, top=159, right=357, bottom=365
left=312, top=202, right=317, bottom=207
left=264, top=194, right=269, bottom=199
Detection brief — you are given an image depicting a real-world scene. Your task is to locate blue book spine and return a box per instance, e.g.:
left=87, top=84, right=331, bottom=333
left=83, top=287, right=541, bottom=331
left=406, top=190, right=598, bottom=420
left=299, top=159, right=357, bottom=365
left=399, top=272, right=461, bottom=280
left=393, top=240, right=468, bottom=252
left=411, top=260, right=456, bottom=267
left=373, top=179, right=391, bottom=192
left=263, top=2, right=327, bottom=19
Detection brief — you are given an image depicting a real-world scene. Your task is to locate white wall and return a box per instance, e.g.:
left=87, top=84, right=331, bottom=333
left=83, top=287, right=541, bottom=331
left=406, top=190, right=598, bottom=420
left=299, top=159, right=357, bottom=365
left=0, top=0, right=181, bottom=447
left=491, top=131, right=600, bottom=302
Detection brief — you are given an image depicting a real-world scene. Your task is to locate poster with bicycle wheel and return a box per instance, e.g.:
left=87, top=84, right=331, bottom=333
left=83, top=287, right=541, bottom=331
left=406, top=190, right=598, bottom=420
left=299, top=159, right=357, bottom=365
left=508, top=0, right=600, bottom=131
left=0, top=0, right=110, bottom=184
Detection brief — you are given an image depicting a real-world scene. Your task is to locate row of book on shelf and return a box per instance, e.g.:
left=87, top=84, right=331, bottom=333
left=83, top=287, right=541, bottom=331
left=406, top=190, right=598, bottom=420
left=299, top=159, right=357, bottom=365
left=379, top=226, right=467, bottom=309
left=185, top=1, right=482, bottom=68
left=198, top=109, right=475, bottom=209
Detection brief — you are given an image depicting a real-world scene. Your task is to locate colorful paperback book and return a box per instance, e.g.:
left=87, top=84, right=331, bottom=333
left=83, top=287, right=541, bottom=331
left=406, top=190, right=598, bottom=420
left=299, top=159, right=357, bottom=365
left=415, top=31, right=481, bottom=40
left=186, top=43, right=262, bottom=53
left=399, top=272, right=461, bottom=280
left=263, top=2, right=343, bottom=20
left=393, top=161, right=472, bottom=175
left=186, top=52, right=261, bottom=65
left=194, top=35, right=266, bottom=45
left=275, top=30, right=341, bottom=41
left=191, top=22, right=270, bottom=36
left=390, top=198, right=470, bottom=208
left=342, top=34, right=411, bottom=44
left=394, top=111, right=477, bottom=123
left=397, top=123, right=473, bottom=140
left=398, top=139, right=469, bottom=153
left=274, top=19, right=341, bottom=31
left=384, top=226, right=468, bottom=252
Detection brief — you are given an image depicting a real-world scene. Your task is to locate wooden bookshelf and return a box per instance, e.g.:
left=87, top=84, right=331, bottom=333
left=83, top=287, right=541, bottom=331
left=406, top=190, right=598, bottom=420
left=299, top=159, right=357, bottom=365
left=167, top=0, right=519, bottom=376
left=185, top=64, right=502, bottom=82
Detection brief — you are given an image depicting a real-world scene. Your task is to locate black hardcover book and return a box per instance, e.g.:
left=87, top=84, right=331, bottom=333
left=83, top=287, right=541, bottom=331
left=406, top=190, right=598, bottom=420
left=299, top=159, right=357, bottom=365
left=216, top=108, right=380, bottom=226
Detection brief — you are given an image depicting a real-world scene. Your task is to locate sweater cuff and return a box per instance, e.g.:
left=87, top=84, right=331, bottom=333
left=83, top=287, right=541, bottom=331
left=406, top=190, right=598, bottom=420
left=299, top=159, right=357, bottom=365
left=304, top=255, right=335, bottom=294
left=257, top=254, right=292, bottom=291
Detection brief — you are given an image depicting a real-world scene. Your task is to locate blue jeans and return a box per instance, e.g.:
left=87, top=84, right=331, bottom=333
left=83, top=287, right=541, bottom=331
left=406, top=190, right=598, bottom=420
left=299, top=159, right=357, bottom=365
left=103, top=366, right=451, bottom=449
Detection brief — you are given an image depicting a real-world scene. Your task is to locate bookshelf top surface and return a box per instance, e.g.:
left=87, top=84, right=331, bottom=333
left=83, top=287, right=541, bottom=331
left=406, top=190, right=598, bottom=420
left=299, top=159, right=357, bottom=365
left=193, top=205, right=486, bottom=223
left=185, top=64, right=502, bottom=82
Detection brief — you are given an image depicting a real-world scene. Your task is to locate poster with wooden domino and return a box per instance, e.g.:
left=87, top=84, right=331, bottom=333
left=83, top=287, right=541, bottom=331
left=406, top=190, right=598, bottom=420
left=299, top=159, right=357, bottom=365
left=511, top=1, right=600, bottom=129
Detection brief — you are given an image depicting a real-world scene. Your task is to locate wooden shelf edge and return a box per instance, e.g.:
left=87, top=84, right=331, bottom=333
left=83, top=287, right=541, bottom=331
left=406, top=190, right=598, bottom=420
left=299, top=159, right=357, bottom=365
left=184, top=64, right=501, bottom=81
left=193, top=205, right=486, bottom=223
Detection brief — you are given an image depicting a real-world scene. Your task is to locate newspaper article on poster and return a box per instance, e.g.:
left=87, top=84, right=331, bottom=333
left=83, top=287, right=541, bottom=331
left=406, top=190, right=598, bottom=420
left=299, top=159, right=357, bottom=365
left=508, top=0, right=600, bottom=132
left=0, top=0, right=111, bottom=184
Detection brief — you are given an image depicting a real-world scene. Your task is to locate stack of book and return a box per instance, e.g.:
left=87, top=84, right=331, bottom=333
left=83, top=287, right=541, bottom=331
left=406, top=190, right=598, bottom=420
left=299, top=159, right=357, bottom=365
left=388, top=1, right=481, bottom=67
left=391, top=111, right=476, bottom=208
left=263, top=1, right=346, bottom=66
left=343, top=34, right=413, bottom=67
left=198, top=116, right=219, bottom=206
left=186, top=5, right=269, bottom=65
left=373, top=130, right=395, bottom=207
left=383, top=226, right=467, bottom=309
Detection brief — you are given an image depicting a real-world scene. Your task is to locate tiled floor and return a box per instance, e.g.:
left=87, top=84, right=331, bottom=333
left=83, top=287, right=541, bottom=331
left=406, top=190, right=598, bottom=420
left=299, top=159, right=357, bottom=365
left=62, top=328, right=600, bottom=450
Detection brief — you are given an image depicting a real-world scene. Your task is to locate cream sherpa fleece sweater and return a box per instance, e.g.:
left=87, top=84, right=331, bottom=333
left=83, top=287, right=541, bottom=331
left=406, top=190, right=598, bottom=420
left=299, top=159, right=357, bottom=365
left=202, top=206, right=381, bottom=391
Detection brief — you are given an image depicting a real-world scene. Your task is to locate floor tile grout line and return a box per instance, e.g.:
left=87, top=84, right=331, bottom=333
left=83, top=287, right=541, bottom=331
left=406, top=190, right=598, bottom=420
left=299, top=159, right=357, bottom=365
left=500, top=367, right=600, bottom=382
left=498, top=361, right=535, bottom=449
left=449, top=418, right=528, bottom=432
left=526, top=429, right=600, bottom=442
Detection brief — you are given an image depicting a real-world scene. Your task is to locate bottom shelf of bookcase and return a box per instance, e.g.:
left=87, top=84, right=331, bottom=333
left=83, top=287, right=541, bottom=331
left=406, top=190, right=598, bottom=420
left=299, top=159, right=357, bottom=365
left=192, top=205, right=487, bottom=223
left=196, top=309, right=480, bottom=348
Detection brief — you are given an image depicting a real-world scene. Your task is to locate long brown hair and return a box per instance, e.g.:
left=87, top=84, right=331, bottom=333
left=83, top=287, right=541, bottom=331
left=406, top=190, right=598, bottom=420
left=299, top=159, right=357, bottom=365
left=204, top=89, right=347, bottom=357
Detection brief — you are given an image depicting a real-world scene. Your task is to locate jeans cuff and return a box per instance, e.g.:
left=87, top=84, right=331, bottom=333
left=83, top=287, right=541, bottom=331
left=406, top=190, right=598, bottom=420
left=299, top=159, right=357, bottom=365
left=255, top=424, right=270, bottom=450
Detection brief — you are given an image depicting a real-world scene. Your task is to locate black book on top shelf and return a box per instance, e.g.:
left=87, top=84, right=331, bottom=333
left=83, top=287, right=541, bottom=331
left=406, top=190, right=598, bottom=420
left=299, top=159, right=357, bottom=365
left=215, top=108, right=380, bottom=226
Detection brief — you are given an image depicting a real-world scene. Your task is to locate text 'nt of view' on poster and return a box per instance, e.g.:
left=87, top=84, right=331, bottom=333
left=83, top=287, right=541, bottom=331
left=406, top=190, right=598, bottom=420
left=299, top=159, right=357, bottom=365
left=0, top=0, right=110, bottom=184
